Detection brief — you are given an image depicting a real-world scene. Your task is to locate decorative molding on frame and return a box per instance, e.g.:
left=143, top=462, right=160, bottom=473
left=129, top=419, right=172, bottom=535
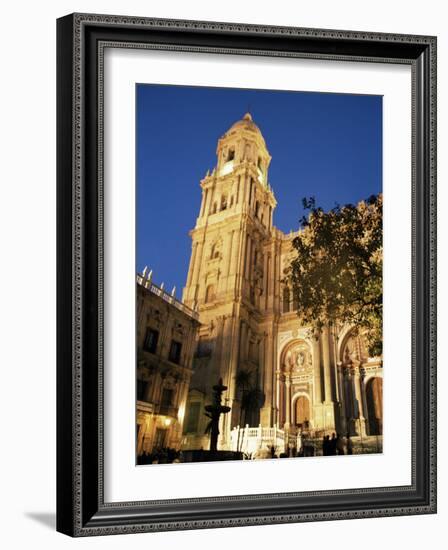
left=57, top=12, right=437, bottom=537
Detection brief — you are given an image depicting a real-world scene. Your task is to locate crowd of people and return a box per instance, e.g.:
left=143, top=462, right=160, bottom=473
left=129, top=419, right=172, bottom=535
left=137, top=447, right=182, bottom=465
left=137, top=433, right=355, bottom=464
left=322, top=433, right=353, bottom=455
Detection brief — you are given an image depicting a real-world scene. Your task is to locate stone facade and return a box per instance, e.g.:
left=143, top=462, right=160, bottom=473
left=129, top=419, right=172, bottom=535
left=180, top=114, right=383, bottom=452
left=136, top=271, right=200, bottom=456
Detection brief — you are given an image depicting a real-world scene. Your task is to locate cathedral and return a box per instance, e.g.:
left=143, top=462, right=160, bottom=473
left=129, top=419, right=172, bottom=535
left=180, top=113, right=383, bottom=454
left=136, top=112, right=383, bottom=458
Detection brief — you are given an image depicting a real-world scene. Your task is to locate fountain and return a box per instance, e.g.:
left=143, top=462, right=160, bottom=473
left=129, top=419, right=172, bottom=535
left=181, top=378, right=243, bottom=463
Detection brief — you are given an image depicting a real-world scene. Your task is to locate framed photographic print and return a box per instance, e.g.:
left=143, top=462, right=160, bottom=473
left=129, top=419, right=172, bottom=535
left=56, top=13, right=437, bottom=536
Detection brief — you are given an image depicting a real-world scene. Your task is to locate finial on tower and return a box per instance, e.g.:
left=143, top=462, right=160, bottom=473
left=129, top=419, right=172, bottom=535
left=243, top=112, right=252, bottom=121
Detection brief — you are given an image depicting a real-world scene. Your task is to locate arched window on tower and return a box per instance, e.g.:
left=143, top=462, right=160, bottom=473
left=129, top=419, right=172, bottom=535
left=283, top=287, right=290, bottom=313
left=211, top=202, right=218, bottom=215
left=227, top=148, right=235, bottom=161
left=292, top=290, right=299, bottom=311
left=221, top=195, right=228, bottom=211
left=205, top=284, right=216, bottom=303
left=211, top=243, right=220, bottom=260
left=255, top=200, right=260, bottom=218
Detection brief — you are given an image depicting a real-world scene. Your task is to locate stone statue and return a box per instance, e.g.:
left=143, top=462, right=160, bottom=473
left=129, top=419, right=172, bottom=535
left=296, top=351, right=305, bottom=367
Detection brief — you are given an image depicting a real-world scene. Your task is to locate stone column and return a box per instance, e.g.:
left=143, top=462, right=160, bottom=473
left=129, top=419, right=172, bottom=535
left=213, top=316, right=225, bottom=382
left=267, top=246, right=275, bottom=310
left=353, top=364, right=367, bottom=436
left=228, top=318, right=242, bottom=429
left=312, top=336, right=322, bottom=403
left=245, top=235, right=252, bottom=280
left=322, top=326, right=332, bottom=403
left=360, top=368, right=370, bottom=435
left=346, top=367, right=359, bottom=435
left=262, top=251, right=268, bottom=310
left=342, top=368, right=351, bottom=430
left=220, top=317, right=234, bottom=447
left=206, top=183, right=214, bottom=215
left=247, top=175, right=253, bottom=207
left=258, top=332, right=266, bottom=390
left=241, top=234, right=248, bottom=285
left=337, top=362, right=348, bottom=434
left=268, top=242, right=280, bottom=311
left=191, top=242, right=203, bottom=286
left=235, top=175, right=241, bottom=205
left=224, top=231, right=234, bottom=278
left=199, top=188, right=208, bottom=217
left=330, top=327, right=340, bottom=402
left=275, top=369, right=281, bottom=427
left=260, top=325, right=274, bottom=426
left=229, top=231, right=240, bottom=277
left=185, top=243, right=196, bottom=289
left=284, top=376, right=291, bottom=428
left=230, top=319, right=245, bottom=428
left=190, top=241, right=204, bottom=305
left=245, top=326, right=251, bottom=364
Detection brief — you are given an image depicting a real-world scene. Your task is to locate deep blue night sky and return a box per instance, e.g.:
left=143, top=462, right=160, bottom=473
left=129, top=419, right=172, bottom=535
left=136, top=84, right=382, bottom=296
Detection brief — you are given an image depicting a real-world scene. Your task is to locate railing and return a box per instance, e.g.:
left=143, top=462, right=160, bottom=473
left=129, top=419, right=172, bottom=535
left=230, top=425, right=301, bottom=456
left=137, top=274, right=199, bottom=321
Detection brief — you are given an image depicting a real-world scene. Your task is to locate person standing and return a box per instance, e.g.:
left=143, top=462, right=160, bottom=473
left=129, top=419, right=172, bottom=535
left=336, top=433, right=346, bottom=455
left=347, top=435, right=353, bottom=455
left=329, top=433, right=337, bottom=455
left=322, top=435, right=330, bottom=456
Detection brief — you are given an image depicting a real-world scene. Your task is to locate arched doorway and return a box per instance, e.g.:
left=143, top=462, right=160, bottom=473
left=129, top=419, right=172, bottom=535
left=366, top=377, right=383, bottom=435
left=294, top=395, right=310, bottom=428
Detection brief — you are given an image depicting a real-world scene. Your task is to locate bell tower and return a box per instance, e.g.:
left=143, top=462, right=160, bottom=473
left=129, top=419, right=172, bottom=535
left=182, top=113, right=277, bottom=447
left=183, top=113, right=276, bottom=310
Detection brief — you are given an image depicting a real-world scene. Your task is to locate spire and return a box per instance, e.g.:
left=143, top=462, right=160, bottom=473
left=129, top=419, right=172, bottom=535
left=243, top=112, right=253, bottom=121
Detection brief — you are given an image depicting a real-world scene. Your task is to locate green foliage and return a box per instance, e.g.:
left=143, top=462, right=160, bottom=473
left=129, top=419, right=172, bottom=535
left=287, top=194, right=383, bottom=357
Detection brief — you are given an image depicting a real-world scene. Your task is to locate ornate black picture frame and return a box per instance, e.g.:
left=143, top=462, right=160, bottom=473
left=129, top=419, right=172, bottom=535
left=57, top=13, right=437, bottom=536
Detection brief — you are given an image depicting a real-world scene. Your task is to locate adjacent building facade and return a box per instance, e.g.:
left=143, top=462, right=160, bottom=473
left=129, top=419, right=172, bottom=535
left=180, top=113, right=383, bottom=453
left=136, top=271, right=200, bottom=456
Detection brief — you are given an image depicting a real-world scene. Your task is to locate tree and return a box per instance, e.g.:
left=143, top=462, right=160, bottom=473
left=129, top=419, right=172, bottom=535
left=286, top=194, right=383, bottom=357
